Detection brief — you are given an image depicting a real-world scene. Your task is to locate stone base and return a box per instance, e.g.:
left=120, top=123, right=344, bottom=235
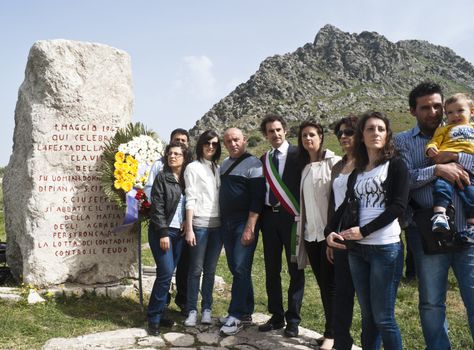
left=43, top=312, right=362, bottom=349
left=40, top=282, right=137, bottom=299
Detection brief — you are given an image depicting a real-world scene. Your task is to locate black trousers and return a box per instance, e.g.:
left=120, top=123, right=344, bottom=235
left=261, top=207, right=305, bottom=325
left=304, top=239, right=335, bottom=339
left=332, top=248, right=355, bottom=350
left=174, top=243, right=189, bottom=307
left=404, top=231, right=416, bottom=278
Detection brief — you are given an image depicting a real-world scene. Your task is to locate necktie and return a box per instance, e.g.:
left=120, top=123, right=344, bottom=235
left=269, top=149, right=279, bottom=206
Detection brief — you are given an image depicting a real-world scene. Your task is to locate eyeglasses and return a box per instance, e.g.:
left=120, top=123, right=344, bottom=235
left=337, top=128, right=355, bottom=138
left=204, top=141, right=219, bottom=147
left=168, top=151, right=183, bottom=157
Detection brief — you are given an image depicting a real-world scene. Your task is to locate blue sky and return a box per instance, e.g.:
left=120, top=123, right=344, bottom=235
left=1, top=0, right=474, bottom=166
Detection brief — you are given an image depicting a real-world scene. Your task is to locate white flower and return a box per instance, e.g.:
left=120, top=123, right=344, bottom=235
left=117, top=135, right=165, bottom=188
left=118, top=135, right=164, bottom=165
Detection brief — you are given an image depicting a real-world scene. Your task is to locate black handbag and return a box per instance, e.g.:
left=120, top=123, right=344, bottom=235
left=411, top=201, right=465, bottom=255
left=334, top=179, right=359, bottom=248
left=338, top=197, right=359, bottom=232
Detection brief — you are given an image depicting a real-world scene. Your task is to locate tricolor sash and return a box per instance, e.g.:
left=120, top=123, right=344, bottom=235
left=263, top=151, right=300, bottom=257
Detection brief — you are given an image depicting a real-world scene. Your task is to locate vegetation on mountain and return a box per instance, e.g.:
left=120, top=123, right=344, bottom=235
left=190, top=24, right=474, bottom=139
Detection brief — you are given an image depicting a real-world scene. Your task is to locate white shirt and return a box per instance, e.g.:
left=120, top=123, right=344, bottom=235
left=144, top=157, right=164, bottom=198
left=355, top=161, right=400, bottom=245
left=169, top=194, right=185, bottom=229
left=184, top=159, right=220, bottom=218
left=333, top=172, right=350, bottom=211
left=265, top=140, right=289, bottom=206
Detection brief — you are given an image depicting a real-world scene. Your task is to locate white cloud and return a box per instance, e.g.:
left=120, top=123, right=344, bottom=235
left=173, top=55, right=218, bottom=100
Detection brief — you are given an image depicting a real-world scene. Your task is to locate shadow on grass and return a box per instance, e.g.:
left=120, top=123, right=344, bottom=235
left=53, top=292, right=146, bottom=328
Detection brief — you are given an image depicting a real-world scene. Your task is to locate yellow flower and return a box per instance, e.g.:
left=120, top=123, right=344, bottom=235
left=126, top=155, right=136, bottom=165
left=114, top=180, right=122, bottom=189
left=119, top=163, right=130, bottom=173
left=122, top=181, right=133, bottom=192
left=114, top=168, right=125, bottom=179
left=115, top=152, right=125, bottom=163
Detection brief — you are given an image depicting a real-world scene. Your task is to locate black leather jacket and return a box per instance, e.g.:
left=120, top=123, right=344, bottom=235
left=150, top=169, right=185, bottom=238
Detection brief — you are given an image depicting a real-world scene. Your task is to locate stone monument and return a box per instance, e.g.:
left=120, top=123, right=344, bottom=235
left=3, top=40, right=136, bottom=287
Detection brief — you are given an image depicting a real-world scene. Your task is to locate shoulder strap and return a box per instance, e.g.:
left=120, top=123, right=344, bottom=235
left=346, top=169, right=359, bottom=200
left=222, top=153, right=252, bottom=177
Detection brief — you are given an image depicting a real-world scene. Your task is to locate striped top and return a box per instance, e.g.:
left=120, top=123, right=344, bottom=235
left=394, top=125, right=474, bottom=230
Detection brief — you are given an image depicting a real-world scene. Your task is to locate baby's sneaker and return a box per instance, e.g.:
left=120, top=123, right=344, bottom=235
left=431, top=212, right=450, bottom=233
left=457, top=224, right=474, bottom=244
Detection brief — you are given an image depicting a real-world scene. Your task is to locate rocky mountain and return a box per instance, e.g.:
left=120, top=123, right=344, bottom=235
left=190, top=24, right=474, bottom=137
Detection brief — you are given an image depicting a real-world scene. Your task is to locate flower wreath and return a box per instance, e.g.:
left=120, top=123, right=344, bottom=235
left=99, top=122, right=164, bottom=222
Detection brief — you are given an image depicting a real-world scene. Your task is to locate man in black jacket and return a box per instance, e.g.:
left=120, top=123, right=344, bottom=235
left=258, top=113, right=305, bottom=338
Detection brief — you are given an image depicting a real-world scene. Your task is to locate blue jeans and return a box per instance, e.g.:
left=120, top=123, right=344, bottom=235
left=221, top=216, right=258, bottom=319
left=349, top=242, right=403, bottom=350
left=434, top=176, right=474, bottom=218
left=407, top=224, right=474, bottom=350
left=147, top=227, right=183, bottom=324
left=186, top=225, right=223, bottom=312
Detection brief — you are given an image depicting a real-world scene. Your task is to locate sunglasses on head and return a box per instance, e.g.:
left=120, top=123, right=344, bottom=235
left=337, top=128, right=355, bottom=138
left=204, top=141, right=219, bottom=147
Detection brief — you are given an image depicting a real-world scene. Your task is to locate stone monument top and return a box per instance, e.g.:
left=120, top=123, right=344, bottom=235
left=3, top=40, right=136, bottom=287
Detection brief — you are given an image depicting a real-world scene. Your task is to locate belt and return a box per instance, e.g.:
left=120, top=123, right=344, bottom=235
left=264, top=205, right=281, bottom=213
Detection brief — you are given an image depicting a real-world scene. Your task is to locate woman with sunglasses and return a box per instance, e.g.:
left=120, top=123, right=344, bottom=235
left=148, top=141, right=192, bottom=336
left=325, top=111, right=408, bottom=350
left=183, top=130, right=223, bottom=326
left=295, top=120, right=341, bottom=350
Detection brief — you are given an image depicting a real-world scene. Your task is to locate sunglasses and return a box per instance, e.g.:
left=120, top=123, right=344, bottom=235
left=204, top=141, right=219, bottom=147
left=337, top=128, right=355, bottom=138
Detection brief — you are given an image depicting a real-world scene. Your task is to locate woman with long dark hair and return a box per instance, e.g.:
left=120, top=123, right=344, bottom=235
left=183, top=130, right=223, bottom=326
left=296, top=119, right=341, bottom=350
left=325, top=111, right=408, bottom=350
left=147, top=141, right=191, bottom=335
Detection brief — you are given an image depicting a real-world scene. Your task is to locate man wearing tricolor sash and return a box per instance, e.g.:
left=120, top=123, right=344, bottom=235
left=258, top=113, right=305, bottom=338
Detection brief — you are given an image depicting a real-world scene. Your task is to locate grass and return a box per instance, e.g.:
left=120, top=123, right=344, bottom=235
left=1, top=235, right=472, bottom=349
left=0, top=293, right=147, bottom=349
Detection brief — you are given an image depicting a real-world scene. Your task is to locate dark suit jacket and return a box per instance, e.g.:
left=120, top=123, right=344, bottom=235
left=261, top=144, right=301, bottom=205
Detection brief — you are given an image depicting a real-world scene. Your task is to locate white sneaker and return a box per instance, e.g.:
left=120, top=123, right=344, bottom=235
left=184, top=310, right=197, bottom=327
left=220, top=316, right=243, bottom=336
left=218, top=315, right=229, bottom=325
left=201, top=309, right=212, bottom=324
left=219, top=314, right=252, bottom=325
